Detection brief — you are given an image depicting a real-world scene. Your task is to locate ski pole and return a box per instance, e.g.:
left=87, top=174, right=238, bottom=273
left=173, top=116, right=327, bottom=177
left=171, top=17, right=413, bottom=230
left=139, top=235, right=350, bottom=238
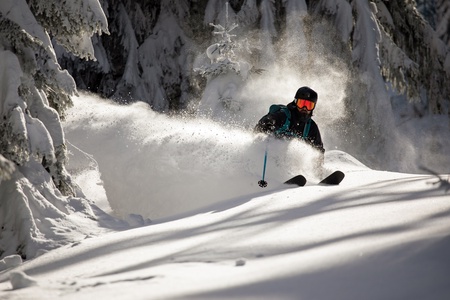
left=258, top=147, right=268, bottom=187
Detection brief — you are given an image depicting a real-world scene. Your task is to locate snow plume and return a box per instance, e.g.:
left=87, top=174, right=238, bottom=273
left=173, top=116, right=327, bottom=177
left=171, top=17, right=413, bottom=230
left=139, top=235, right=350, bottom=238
left=64, top=93, right=324, bottom=221
left=226, top=0, right=450, bottom=174
left=237, top=59, right=349, bottom=133
left=194, top=0, right=350, bottom=143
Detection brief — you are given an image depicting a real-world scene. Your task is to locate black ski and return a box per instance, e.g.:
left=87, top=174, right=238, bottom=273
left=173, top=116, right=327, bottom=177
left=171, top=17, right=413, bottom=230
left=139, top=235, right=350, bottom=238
left=284, top=175, right=307, bottom=186
left=319, top=170, right=345, bottom=185
left=282, top=171, right=345, bottom=187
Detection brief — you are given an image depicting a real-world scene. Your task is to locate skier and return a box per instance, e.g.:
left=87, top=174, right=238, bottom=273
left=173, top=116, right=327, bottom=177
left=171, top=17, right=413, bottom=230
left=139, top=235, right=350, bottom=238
left=255, top=86, right=324, bottom=153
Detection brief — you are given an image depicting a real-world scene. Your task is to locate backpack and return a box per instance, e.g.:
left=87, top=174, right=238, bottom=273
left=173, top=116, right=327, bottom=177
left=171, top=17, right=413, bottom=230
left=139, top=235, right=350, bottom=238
left=268, top=104, right=311, bottom=139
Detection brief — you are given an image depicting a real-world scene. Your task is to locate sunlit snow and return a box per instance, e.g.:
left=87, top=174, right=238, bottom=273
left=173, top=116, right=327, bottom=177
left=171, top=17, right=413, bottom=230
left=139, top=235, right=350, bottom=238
left=1, top=93, right=449, bottom=299
left=1, top=1, right=450, bottom=299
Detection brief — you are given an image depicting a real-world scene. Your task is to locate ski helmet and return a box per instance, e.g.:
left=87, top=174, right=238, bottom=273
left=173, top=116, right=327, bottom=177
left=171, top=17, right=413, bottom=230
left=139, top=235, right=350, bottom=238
left=294, top=87, right=318, bottom=103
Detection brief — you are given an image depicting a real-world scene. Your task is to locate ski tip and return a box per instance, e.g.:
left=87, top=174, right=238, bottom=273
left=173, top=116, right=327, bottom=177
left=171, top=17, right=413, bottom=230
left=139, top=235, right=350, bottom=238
left=319, top=170, right=345, bottom=185
left=284, top=175, right=307, bottom=186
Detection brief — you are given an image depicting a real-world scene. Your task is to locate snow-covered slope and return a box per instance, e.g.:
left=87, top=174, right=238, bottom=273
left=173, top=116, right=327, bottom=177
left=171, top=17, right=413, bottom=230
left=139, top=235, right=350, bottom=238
left=0, top=93, right=449, bottom=299
left=0, top=149, right=449, bottom=299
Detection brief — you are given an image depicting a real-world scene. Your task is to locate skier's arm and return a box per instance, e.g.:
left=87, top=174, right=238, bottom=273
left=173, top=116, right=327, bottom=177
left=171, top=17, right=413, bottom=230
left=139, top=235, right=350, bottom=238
left=312, top=138, right=325, bottom=153
left=309, top=123, right=325, bottom=177
left=308, top=122, right=325, bottom=153
left=255, top=114, right=276, bottom=133
left=255, top=111, right=286, bottom=133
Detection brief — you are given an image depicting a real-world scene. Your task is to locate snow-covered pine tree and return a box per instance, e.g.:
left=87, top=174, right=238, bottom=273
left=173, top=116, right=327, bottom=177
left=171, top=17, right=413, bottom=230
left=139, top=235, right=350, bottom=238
left=1, top=0, right=108, bottom=195
left=436, top=0, right=450, bottom=47
left=309, top=0, right=449, bottom=170
left=0, top=0, right=109, bottom=259
left=194, top=1, right=254, bottom=119
left=51, top=0, right=449, bottom=171
left=313, top=0, right=449, bottom=115
left=0, top=154, right=15, bottom=182
left=258, top=0, right=278, bottom=66
left=415, top=0, right=438, bottom=29
left=415, top=0, right=450, bottom=47
left=195, top=3, right=242, bottom=78
left=54, top=0, right=156, bottom=101
left=28, top=0, right=108, bottom=60
left=137, top=0, right=194, bottom=111
left=0, top=14, right=72, bottom=192
left=376, top=0, right=449, bottom=115
left=57, top=0, right=195, bottom=110
left=57, top=0, right=261, bottom=111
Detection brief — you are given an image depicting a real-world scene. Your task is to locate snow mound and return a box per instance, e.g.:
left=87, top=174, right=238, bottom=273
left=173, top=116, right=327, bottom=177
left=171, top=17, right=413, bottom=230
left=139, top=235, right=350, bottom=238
left=0, top=255, right=22, bottom=271
left=324, top=150, right=369, bottom=172
left=0, top=159, right=127, bottom=260
left=9, top=271, right=37, bottom=290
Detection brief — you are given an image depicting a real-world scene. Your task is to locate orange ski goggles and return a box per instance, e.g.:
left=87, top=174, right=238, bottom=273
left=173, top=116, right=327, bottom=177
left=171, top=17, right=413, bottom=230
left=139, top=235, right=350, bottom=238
left=296, top=99, right=316, bottom=111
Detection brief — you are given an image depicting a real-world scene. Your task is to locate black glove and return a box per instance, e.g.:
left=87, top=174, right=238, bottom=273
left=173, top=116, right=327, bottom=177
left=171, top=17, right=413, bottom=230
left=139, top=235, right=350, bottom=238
left=255, top=115, right=276, bottom=133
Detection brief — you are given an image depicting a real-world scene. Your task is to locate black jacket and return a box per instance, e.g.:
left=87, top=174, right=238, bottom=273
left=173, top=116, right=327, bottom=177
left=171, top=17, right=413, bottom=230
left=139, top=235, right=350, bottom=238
left=255, top=102, right=324, bottom=152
